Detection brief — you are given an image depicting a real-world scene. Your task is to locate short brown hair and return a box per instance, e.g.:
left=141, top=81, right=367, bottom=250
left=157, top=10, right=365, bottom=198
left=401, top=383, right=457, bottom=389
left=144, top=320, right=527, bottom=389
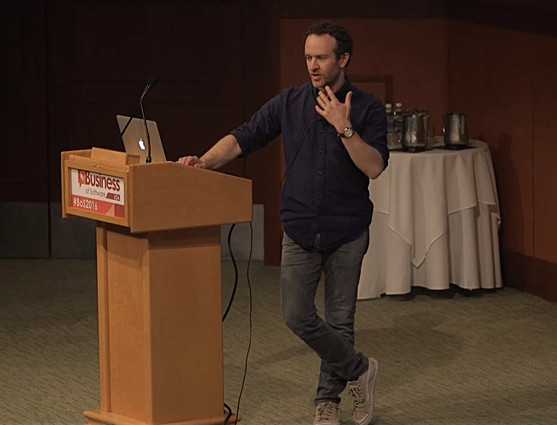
left=304, top=21, right=354, bottom=67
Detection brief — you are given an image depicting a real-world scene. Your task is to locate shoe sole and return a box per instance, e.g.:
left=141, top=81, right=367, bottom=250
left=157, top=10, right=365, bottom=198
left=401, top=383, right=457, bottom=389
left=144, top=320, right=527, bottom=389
left=355, top=357, right=379, bottom=425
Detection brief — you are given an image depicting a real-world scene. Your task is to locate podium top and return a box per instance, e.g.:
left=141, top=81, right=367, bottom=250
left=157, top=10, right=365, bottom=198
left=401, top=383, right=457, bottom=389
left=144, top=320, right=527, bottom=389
left=61, top=148, right=252, bottom=232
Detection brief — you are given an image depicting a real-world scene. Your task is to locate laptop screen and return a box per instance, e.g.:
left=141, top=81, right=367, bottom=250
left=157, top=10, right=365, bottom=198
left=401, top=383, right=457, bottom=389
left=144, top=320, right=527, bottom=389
left=116, top=115, right=167, bottom=163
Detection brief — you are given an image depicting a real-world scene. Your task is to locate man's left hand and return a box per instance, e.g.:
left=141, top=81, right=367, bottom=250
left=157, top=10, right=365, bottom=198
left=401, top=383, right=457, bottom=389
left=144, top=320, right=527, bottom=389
left=315, top=86, right=352, bottom=133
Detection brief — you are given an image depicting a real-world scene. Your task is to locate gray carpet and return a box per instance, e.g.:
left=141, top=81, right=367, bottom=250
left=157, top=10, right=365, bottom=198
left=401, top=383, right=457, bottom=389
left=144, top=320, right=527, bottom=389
left=1, top=258, right=556, bottom=425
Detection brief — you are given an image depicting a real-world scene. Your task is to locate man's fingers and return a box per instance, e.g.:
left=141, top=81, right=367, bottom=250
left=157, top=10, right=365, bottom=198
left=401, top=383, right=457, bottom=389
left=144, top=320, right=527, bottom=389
left=345, top=91, right=353, bottom=107
left=177, top=155, right=202, bottom=166
left=324, top=86, right=338, bottom=103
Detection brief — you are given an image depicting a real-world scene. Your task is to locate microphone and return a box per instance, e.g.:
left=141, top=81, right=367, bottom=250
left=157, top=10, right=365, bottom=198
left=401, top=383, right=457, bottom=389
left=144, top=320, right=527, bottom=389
left=140, top=76, right=158, bottom=100
left=119, top=76, right=158, bottom=163
left=139, top=76, right=158, bottom=163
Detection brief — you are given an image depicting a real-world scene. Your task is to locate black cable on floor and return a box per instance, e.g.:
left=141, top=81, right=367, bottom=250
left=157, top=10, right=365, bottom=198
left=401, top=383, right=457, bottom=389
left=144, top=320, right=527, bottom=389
left=223, top=222, right=254, bottom=425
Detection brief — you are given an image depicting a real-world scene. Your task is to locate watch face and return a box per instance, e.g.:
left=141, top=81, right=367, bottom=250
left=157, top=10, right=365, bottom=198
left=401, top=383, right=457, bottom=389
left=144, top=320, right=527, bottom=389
left=343, top=127, right=354, bottom=138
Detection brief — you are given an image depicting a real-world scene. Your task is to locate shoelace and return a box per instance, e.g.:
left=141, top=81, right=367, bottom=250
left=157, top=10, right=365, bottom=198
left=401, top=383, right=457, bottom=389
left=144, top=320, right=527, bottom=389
left=316, top=402, right=340, bottom=421
left=348, top=382, right=365, bottom=408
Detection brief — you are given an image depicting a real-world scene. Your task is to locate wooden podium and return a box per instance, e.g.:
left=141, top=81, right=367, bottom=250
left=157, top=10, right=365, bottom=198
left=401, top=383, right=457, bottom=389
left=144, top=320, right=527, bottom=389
left=61, top=148, right=252, bottom=425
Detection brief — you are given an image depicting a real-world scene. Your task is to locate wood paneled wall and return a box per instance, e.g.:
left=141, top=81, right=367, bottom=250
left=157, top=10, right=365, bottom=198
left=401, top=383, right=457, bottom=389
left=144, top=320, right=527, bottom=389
left=447, top=21, right=557, bottom=300
left=3, top=0, right=557, bottom=299
left=46, top=0, right=252, bottom=201
left=448, top=23, right=537, bottom=256
left=1, top=0, right=48, bottom=202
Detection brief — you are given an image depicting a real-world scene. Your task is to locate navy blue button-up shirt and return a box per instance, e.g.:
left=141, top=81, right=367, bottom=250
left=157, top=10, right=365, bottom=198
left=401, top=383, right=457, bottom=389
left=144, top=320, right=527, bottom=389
left=231, top=80, right=389, bottom=251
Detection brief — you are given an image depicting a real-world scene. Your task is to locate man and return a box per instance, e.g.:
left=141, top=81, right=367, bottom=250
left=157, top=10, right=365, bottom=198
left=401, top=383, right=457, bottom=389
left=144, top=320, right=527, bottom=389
left=178, top=21, right=388, bottom=425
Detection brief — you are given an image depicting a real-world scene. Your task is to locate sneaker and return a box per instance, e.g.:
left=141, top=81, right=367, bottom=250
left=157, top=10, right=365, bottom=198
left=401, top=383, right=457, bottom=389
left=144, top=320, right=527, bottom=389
left=347, top=357, right=379, bottom=425
left=313, top=401, right=341, bottom=425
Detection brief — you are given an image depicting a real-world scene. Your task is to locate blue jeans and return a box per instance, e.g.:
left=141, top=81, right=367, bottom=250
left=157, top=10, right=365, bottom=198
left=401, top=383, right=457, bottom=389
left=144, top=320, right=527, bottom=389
left=280, top=230, right=370, bottom=404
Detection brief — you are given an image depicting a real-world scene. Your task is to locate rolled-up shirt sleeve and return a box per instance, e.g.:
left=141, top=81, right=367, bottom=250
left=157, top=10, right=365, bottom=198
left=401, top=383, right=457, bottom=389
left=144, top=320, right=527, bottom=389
left=230, top=94, right=282, bottom=157
left=358, top=97, right=389, bottom=171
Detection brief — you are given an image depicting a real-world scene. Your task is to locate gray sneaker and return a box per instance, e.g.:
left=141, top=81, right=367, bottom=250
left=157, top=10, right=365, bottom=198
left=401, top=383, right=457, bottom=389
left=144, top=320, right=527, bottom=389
left=313, top=401, right=341, bottom=425
left=347, top=357, right=379, bottom=425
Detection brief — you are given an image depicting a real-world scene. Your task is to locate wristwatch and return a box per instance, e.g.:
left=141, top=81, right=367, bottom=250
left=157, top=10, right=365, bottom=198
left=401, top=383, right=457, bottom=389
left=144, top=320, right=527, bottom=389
left=337, top=127, right=354, bottom=139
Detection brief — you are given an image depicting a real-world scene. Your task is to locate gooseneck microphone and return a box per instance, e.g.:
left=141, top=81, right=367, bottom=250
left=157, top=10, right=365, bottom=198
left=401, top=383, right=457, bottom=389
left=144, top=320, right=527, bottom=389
left=140, top=76, right=158, bottom=163
left=119, top=76, right=158, bottom=163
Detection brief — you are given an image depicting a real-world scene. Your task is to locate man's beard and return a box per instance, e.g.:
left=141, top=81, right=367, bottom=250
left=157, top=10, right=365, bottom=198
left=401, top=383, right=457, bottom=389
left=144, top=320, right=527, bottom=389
left=315, top=69, right=341, bottom=91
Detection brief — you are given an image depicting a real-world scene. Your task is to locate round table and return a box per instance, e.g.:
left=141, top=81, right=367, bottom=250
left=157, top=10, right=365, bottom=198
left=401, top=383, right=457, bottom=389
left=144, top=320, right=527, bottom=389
left=358, top=140, right=502, bottom=299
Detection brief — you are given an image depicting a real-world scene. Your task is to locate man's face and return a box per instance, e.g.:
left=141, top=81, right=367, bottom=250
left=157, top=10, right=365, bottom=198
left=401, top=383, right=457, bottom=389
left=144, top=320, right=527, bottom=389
left=304, top=34, right=347, bottom=92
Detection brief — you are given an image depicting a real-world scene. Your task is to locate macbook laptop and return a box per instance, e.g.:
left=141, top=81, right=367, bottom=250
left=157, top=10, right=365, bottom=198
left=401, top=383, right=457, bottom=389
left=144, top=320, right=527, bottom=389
left=116, top=115, right=167, bottom=163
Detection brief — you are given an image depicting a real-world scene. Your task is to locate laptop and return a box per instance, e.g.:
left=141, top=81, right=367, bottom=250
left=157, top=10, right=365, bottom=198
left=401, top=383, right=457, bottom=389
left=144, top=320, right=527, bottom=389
left=116, top=115, right=167, bottom=163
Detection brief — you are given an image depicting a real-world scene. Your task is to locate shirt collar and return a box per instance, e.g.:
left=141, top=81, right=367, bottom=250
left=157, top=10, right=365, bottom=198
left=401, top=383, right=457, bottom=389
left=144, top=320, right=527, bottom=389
left=335, top=79, right=351, bottom=102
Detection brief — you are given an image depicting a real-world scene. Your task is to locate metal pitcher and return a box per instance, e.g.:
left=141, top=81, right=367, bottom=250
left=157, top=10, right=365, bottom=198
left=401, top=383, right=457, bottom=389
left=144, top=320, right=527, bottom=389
left=443, top=113, right=468, bottom=147
left=401, top=113, right=427, bottom=151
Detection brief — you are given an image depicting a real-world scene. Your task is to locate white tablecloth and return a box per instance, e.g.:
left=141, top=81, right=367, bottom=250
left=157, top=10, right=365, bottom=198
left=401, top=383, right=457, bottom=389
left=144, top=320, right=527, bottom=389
left=358, top=140, right=502, bottom=299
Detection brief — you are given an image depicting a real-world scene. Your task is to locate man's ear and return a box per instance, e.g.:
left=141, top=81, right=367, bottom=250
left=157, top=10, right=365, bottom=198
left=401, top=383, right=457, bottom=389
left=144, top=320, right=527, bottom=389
left=340, top=52, right=350, bottom=68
